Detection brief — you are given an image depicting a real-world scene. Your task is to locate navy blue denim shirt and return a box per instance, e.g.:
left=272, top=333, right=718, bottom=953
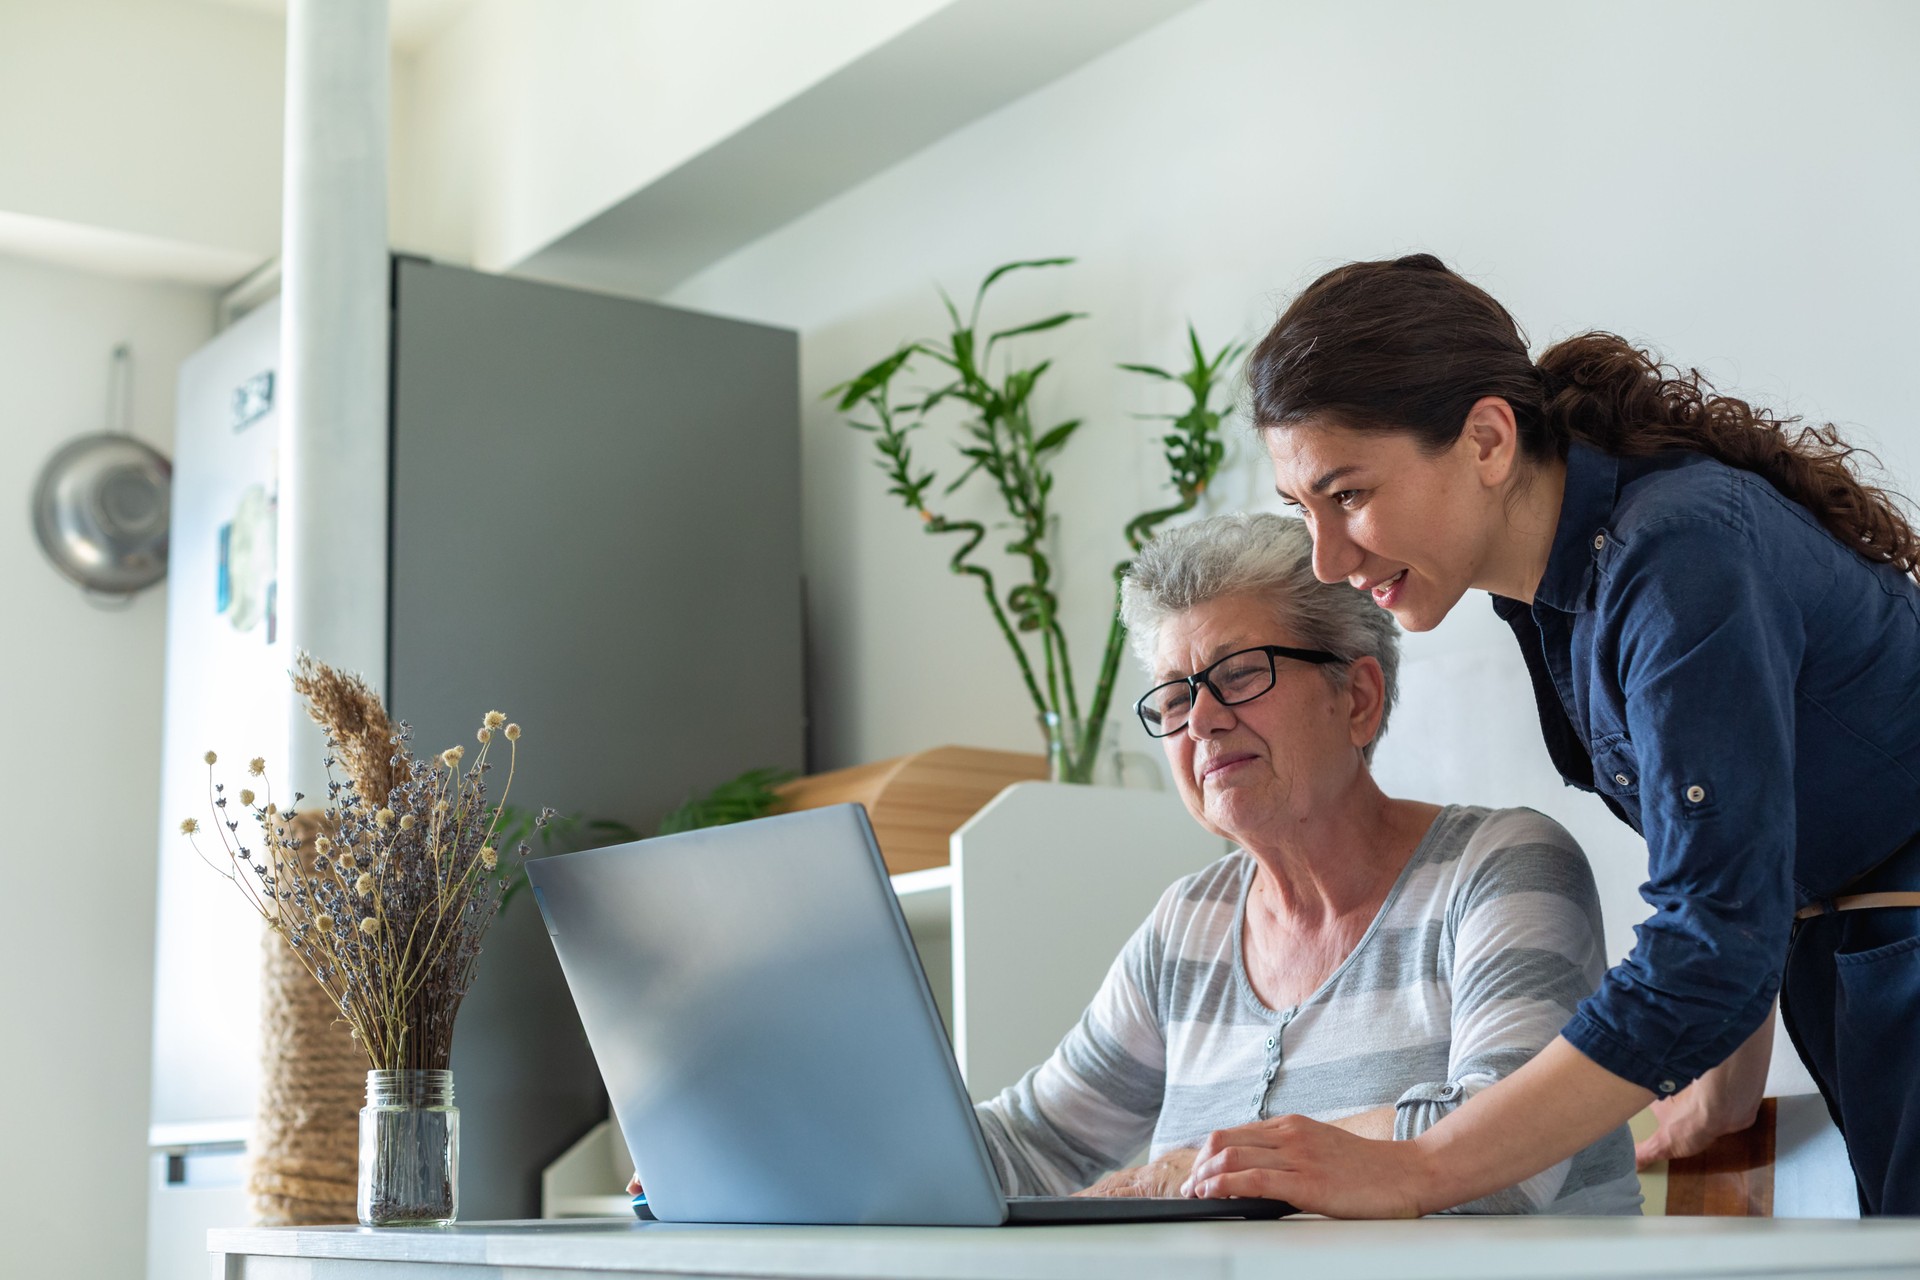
left=1492, top=441, right=1920, bottom=1095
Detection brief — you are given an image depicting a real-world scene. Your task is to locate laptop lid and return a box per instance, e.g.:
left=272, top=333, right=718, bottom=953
left=526, top=804, right=1010, bottom=1225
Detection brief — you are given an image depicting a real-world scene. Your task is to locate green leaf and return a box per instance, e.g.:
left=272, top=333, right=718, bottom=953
left=655, top=767, right=797, bottom=837
left=1002, top=367, right=1038, bottom=409
left=975, top=256, right=1076, bottom=303
left=986, top=311, right=1084, bottom=351
left=829, top=346, right=915, bottom=412
left=1034, top=419, right=1082, bottom=454
left=1118, top=362, right=1174, bottom=380
left=915, top=385, right=958, bottom=415
left=1004, top=358, right=1050, bottom=397
left=943, top=457, right=986, bottom=495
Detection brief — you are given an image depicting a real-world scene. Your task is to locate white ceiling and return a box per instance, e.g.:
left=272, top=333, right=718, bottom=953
left=187, top=0, right=475, bottom=52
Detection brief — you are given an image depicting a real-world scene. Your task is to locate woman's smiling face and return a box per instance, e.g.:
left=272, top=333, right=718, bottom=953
left=1265, top=418, right=1504, bottom=633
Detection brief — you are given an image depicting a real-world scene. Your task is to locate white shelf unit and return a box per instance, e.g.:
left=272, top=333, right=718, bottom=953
left=542, top=1116, right=639, bottom=1219
left=930, top=782, right=1228, bottom=1103
left=542, top=781, right=1227, bottom=1213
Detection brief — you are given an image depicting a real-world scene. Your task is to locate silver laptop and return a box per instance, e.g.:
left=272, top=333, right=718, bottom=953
left=524, top=803, right=1294, bottom=1226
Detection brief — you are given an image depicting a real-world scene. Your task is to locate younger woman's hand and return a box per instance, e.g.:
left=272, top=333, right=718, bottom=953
left=626, top=1171, right=644, bottom=1196
left=1634, top=1013, right=1773, bottom=1170
left=1183, top=1114, right=1429, bottom=1217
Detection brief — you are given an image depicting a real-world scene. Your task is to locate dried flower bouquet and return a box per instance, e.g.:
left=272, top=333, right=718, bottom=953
left=183, top=655, right=548, bottom=1073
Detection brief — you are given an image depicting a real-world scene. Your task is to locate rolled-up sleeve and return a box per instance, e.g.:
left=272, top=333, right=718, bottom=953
left=1564, top=516, right=1804, bottom=1094
left=1392, top=816, right=1610, bottom=1212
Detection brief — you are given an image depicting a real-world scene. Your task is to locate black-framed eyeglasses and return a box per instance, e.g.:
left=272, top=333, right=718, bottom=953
left=1134, top=644, right=1346, bottom=738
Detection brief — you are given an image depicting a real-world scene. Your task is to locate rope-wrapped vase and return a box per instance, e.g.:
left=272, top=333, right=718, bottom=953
left=248, top=912, right=361, bottom=1223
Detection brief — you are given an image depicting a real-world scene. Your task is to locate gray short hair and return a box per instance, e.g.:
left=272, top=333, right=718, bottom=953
left=1119, top=513, right=1400, bottom=760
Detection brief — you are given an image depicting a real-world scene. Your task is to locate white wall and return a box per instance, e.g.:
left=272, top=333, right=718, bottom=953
left=0, top=253, right=216, bottom=1275
left=663, top=0, right=1920, bottom=1090
left=0, top=0, right=285, bottom=266
left=396, top=0, right=949, bottom=267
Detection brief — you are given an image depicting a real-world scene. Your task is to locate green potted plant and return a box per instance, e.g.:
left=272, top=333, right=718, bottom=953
left=832, top=258, right=1242, bottom=783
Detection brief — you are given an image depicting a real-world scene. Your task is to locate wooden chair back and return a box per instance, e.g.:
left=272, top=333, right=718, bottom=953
left=1665, top=1098, right=1777, bottom=1216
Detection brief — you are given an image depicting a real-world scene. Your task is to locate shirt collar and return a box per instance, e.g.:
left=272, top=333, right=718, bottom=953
left=1530, top=440, right=1620, bottom=615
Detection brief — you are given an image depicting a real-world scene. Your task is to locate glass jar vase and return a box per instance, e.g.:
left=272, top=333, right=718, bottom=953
left=1039, top=712, right=1165, bottom=790
left=358, top=1069, right=459, bottom=1226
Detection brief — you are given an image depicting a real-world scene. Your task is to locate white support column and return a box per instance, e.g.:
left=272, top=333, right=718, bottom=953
left=279, top=0, right=391, bottom=793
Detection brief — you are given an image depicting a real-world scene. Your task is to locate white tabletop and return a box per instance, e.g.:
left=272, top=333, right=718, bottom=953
left=209, top=1215, right=1920, bottom=1280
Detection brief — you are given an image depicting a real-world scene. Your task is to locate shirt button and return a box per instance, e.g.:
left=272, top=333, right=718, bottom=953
left=1685, top=785, right=1706, bottom=803
left=1592, top=532, right=1607, bottom=551
left=1265, top=1036, right=1276, bottom=1049
left=1658, top=1080, right=1678, bottom=1094
left=1614, top=773, right=1630, bottom=786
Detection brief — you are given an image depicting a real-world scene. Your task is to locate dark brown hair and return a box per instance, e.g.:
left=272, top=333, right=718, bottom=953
left=1247, top=253, right=1920, bottom=578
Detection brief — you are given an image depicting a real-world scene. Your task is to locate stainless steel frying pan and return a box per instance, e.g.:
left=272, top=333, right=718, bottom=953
left=30, top=345, right=172, bottom=597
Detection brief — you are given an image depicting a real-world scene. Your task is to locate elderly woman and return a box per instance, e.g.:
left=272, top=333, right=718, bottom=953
left=972, top=512, right=1640, bottom=1214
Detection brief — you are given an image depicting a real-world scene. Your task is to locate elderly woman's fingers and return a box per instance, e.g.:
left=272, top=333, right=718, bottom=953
left=1076, top=1147, right=1199, bottom=1198
left=1073, top=1169, right=1154, bottom=1197
left=626, top=1171, right=644, bottom=1196
left=1073, top=1168, right=1135, bottom=1197
left=1181, top=1114, right=1428, bottom=1218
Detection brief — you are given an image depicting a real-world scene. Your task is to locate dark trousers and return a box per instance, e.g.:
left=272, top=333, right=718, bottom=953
left=1780, top=904, right=1920, bottom=1216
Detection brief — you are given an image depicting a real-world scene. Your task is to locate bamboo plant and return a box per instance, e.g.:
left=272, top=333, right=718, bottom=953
left=831, top=259, right=1242, bottom=782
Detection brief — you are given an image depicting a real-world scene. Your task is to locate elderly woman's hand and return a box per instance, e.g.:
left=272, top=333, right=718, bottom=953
left=1182, top=1114, right=1430, bottom=1217
left=1074, top=1148, right=1197, bottom=1198
left=626, top=1171, right=643, bottom=1196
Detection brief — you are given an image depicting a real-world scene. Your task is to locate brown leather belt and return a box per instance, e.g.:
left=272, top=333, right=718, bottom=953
left=1794, top=891, right=1920, bottom=919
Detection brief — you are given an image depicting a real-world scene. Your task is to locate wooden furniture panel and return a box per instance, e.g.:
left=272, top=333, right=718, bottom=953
left=774, top=746, right=1048, bottom=874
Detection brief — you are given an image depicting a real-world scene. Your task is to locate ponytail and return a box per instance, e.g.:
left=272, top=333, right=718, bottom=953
left=1537, top=333, right=1920, bottom=577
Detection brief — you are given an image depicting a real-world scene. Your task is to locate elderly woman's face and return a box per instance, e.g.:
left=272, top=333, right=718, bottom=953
left=1152, top=593, right=1366, bottom=842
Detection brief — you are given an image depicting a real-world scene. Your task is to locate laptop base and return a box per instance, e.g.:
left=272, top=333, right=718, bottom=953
left=633, top=1193, right=1297, bottom=1224
left=1005, top=1195, right=1296, bottom=1223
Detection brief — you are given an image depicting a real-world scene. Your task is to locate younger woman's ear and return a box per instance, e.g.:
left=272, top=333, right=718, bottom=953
left=1460, top=396, right=1522, bottom=488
